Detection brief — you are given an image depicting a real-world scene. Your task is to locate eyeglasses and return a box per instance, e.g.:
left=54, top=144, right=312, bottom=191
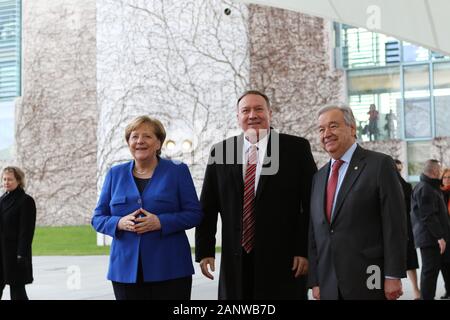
left=443, top=176, right=450, bottom=179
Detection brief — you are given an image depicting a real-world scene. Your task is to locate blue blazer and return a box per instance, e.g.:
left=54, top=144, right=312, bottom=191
left=92, top=158, right=203, bottom=283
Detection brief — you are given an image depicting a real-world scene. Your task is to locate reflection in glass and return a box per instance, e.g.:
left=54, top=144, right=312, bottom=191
left=348, top=67, right=401, bottom=141
left=433, top=62, right=450, bottom=136
left=404, top=99, right=431, bottom=138
left=407, top=141, right=432, bottom=177
left=404, top=65, right=431, bottom=138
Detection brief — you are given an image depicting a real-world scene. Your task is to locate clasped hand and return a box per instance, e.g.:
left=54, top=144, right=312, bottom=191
left=118, top=208, right=161, bottom=234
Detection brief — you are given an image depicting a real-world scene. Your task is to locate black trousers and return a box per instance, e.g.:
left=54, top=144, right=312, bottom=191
left=112, top=276, right=192, bottom=300
left=0, top=283, right=28, bottom=300
left=112, top=256, right=192, bottom=300
left=242, top=249, right=255, bottom=300
left=441, top=260, right=450, bottom=294
left=241, top=248, right=308, bottom=300
left=420, top=246, right=441, bottom=300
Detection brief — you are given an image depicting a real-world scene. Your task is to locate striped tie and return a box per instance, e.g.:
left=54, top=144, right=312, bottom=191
left=242, top=145, right=257, bottom=253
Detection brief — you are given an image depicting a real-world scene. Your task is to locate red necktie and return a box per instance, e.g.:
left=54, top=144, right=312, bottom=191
left=326, top=159, right=344, bottom=223
left=242, top=145, right=257, bottom=253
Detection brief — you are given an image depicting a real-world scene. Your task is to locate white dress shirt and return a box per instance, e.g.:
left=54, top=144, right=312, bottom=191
left=242, top=133, right=269, bottom=192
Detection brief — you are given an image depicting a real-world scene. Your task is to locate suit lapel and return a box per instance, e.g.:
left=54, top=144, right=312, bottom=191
left=331, top=145, right=366, bottom=223
left=255, top=130, right=276, bottom=203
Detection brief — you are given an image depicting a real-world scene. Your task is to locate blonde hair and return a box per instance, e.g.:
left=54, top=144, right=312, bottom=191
left=2, top=166, right=26, bottom=189
left=125, top=116, right=166, bottom=156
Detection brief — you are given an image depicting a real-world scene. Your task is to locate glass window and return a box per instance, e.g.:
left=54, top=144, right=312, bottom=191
left=348, top=67, right=401, bottom=141
left=340, top=25, right=398, bottom=69
left=337, top=23, right=450, bottom=183
left=402, top=42, right=429, bottom=62
left=0, top=100, right=14, bottom=159
left=0, top=0, right=21, bottom=101
left=431, top=51, right=450, bottom=61
left=404, top=65, right=431, bottom=138
left=433, top=62, right=450, bottom=137
left=407, top=141, right=432, bottom=178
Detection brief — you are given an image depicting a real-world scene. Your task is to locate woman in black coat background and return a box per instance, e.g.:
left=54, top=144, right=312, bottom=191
left=0, top=166, right=36, bottom=300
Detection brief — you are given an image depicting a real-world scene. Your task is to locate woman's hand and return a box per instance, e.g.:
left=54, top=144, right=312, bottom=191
left=117, top=210, right=140, bottom=232
left=134, top=208, right=161, bottom=234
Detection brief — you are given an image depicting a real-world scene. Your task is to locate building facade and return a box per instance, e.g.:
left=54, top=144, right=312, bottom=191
left=0, top=0, right=21, bottom=162
left=337, top=24, right=450, bottom=180
left=2, top=1, right=448, bottom=229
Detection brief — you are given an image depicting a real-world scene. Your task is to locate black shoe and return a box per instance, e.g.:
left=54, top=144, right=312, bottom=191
left=440, top=293, right=450, bottom=299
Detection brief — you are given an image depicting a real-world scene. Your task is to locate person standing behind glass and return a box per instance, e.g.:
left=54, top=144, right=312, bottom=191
left=367, top=104, right=379, bottom=141
left=0, top=166, right=36, bottom=300
left=92, top=116, right=203, bottom=300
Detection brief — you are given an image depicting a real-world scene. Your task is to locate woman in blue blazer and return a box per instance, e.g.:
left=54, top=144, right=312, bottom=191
left=92, top=116, right=203, bottom=300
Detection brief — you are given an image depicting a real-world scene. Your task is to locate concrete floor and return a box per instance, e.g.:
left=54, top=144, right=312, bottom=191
left=0, top=253, right=447, bottom=300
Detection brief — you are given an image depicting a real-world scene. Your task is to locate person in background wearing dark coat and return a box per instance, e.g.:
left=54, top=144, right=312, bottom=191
left=411, top=159, right=449, bottom=300
left=195, top=90, right=317, bottom=299
left=394, top=159, right=420, bottom=300
left=440, top=167, right=450, bottom=299
left=0, top=166, right=36, bottom=300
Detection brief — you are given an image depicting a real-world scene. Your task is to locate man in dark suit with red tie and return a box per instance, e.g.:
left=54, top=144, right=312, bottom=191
left=308, top=105, right=407, bottom=300
left=195, top=90, right=317, bottom=299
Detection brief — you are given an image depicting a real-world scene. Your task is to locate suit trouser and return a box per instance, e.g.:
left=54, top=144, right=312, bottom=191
left=420, top=246, right=441, bottom=300
left=0, top=283, right=28, bottom=300
left=441, top=260, right=450, bottom=294
left=242, top=248, right=255, bottom=300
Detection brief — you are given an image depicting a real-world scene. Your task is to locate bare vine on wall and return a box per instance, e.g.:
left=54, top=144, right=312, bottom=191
left=15, top=0, right=97, bottom=225
left=97, top=0, right=250, bottom=190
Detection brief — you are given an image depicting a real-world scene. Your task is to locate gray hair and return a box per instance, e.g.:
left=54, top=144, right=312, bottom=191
left=423, top=159, right=441, bottom=177
left=318, top=105, right=356, bottom=127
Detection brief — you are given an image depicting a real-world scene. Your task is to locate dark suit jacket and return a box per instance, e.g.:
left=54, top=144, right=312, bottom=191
left=195, top=130, right=317, bottom=299
left=411, top=174, right=450, bottom=248
left=0, top=187, right=36, bottom=285
left=308, top=145, right=407, bottom=300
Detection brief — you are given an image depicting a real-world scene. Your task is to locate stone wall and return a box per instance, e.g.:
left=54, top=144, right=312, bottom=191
left=247, top=5, right=346, bottom=169
left=15, top=0, right=97, bottom=225
left=360, top=139, right=406, bottom=162
left=96, top=0, right=249, bottom=192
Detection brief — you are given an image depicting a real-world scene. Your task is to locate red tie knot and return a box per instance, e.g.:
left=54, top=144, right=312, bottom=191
left=333, top=159, right=344, bottom=171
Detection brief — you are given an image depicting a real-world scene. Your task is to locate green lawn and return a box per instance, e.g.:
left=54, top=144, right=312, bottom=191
left=32, top=225, right=110, bottom=256
left=32, top=225, right=221, bottom=256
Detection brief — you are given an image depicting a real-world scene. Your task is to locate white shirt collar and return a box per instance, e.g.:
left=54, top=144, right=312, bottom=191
left=243, top=131, right=270, bottom=153
left=331, top=142, right=357, bottom=166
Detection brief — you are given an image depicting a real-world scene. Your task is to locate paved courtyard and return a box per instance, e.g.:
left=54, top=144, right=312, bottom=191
left=0, top=253, right=447, bottom=300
